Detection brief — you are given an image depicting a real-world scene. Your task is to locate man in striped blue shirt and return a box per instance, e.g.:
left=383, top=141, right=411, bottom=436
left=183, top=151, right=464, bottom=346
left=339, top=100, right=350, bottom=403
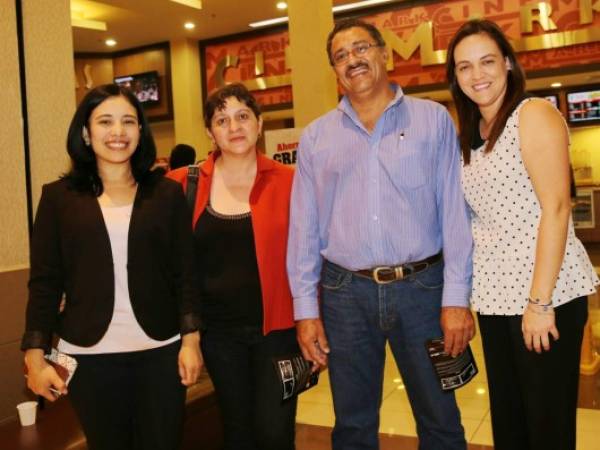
left=287, top=19, right=474, bottom=450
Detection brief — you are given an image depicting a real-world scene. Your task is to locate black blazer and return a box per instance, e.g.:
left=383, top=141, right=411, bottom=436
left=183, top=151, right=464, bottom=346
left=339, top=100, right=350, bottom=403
left=21, top=175, right=200, bottom=351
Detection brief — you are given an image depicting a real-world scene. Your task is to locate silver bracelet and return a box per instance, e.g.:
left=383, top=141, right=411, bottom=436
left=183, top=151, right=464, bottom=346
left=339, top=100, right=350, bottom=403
left=527, top=297, right=553, bottom=313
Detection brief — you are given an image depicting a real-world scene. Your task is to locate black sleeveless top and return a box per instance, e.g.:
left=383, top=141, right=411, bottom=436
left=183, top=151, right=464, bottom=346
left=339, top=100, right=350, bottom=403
left=194, top=204, right=263, bottom=329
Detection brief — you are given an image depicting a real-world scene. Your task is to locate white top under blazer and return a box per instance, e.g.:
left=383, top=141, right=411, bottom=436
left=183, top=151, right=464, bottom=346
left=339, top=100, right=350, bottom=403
left=58, top=203, right=179, bottom=354
left=461, top=98, right=598, bottom=316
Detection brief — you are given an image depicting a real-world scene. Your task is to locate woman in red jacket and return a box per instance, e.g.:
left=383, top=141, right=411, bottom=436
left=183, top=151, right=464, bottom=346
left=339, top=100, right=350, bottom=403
left=168, top=83, right=298, bottom=450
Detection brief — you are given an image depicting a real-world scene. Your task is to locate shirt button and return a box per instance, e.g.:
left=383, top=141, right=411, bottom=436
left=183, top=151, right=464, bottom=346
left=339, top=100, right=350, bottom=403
left=373, top=215, right=378, bottom=221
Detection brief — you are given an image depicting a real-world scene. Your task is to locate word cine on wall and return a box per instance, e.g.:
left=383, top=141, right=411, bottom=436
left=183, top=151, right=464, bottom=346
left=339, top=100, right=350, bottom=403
left=214, top=0, right=600, bottom=90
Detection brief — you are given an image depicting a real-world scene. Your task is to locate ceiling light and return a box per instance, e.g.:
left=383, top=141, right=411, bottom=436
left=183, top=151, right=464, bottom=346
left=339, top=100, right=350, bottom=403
left=551, top=82, right=562, bottom=88
left=276, top=1, right=288, bottom=9
left=169, top=0, right=202, bottom=9
left=249, top=16, right=289, bottom=28
left=476, top=387, right=486, bottom=395
left=332, top=0, right=393, bottom=13
left=249, top=0, right=393, bottom=28
left=184, top=22, right=195, bottom=30
left=105, top=38, right=117, bottom=47
left=70, top=9, right=107, bottom=31
left=71, top=16, right=107, bottom=31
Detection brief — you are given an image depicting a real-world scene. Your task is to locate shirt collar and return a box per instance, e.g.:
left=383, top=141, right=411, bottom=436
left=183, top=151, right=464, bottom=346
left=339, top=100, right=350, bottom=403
left=337, top=83, right=404, bottom=117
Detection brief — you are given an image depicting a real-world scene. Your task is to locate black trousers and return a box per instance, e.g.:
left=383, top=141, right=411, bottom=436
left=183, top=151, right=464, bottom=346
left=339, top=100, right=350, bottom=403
left=201, top=326, right=299, bottom=450
left=478, top=296, right=588, bottom=450
left=67, top=341, right=186, bottom=450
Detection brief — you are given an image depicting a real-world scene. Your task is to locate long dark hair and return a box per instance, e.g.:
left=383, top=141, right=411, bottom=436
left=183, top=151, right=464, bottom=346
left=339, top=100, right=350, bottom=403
left=446, top=19, right=525, bottom=164
left=64, top=84, right=156, bottom=195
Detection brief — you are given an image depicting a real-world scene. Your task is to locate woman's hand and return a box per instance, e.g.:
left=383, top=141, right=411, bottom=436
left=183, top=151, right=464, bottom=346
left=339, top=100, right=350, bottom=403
left=24, top=349, right=67, bottom=401
left=521, top=304, right=560, bottom=353
left=178, top=332, right=203, bottom=386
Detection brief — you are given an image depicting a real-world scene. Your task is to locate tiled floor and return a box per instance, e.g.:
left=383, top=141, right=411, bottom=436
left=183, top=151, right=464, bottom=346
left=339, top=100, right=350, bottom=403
left=297, top=282, right=600, bottom=449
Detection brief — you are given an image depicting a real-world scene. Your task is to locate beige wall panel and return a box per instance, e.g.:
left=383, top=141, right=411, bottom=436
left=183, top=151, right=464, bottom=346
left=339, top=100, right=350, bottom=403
left=74, top=58, right=115, bottom=105
left=0, top=0, right=30, bottom=270
left=22, top=0, right=74, bottom=211
left=170, top=38, right=212, bottom=159
left=288, top=0, right=338, bottom=127
left=150, top=121, right=176, bottom=158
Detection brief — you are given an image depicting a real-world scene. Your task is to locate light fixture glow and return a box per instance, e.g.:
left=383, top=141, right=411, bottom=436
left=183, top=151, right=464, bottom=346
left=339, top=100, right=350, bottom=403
left=249, top=16, right=289, bottom=28
left=249, top=0, right=393, bottom=28
left=276, top=1, right=288, bottom=10
left=476, top=387, right=486, bottom=395
left=105, top=38, right=117, bottom=47
left=551, top=82, right=562, bottom=88
left=169, top=0, right=202, bottom=9
left=70, top=9, right=107, bottom=31
left=184, top=21, right=195, bottom=29
left=392, top=378, right=402, bottom=383
left=332, top=0, right=393, bottom=13
left=396, top=384, right=406, bottom=390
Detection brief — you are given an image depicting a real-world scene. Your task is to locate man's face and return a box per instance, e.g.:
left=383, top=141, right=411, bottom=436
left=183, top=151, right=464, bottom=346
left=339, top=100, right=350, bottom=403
left=330, top=27, right=388, bottom=97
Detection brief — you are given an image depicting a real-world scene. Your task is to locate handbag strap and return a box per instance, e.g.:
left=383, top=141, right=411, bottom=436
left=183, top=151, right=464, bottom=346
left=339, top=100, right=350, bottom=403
left=186, top=165, right=200, bottom=212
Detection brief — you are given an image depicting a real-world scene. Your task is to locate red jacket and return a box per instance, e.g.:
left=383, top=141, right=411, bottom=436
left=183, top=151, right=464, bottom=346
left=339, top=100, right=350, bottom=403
left=167, top=152, right=295, bottom=335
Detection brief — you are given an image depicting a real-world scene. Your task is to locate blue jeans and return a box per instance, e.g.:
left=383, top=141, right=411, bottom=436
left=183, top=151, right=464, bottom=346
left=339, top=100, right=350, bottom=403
left=321, top=260, right=466, bottom=450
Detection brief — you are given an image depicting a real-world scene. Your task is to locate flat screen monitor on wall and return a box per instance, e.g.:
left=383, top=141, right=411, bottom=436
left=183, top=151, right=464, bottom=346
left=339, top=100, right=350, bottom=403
left=566, top=88, right=600, bottom=125
left=114, top=71, right=160, bottom=106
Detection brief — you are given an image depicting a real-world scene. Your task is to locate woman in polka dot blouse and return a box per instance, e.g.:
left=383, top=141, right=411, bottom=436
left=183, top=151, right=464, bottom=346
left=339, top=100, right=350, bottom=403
left=446, top=19, right=599, bottom=450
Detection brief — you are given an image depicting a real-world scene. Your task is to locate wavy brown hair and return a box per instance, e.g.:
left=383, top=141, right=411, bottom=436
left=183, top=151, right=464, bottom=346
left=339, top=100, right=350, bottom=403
left=446, top=19, right=525, bottom=164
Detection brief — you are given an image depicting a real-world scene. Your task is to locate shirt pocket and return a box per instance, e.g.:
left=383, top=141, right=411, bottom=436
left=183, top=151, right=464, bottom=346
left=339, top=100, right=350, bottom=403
left=381, top=146, right=430, bottom=190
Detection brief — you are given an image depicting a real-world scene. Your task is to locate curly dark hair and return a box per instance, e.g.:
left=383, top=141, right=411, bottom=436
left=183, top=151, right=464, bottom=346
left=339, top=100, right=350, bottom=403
left=64, top=84, right=156, bottom=194
left=204, top=83, right=261, bottom=129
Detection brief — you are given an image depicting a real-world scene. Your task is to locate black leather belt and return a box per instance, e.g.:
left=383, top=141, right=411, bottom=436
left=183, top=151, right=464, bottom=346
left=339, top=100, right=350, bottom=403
left=355, top=252, right=442, bottom=284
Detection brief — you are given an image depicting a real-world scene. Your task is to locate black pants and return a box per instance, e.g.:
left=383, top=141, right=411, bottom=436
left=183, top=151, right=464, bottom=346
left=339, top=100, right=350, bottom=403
left=201, top=326, right=299, bottom=450
left=67, top=341, right=186, bottom=450
left=478, top=296, right=588, bottom=450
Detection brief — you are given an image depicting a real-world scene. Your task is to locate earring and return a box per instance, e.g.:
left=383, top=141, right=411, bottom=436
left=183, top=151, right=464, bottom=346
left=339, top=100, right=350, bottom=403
left=82, top=127, right=91, bottom=146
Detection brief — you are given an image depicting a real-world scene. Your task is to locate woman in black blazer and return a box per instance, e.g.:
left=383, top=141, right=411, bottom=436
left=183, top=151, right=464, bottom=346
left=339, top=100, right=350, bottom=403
left=22, top=84, right=202, bottom=450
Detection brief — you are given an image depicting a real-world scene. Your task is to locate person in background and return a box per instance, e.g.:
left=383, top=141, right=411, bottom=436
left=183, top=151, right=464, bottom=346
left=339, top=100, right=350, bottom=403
left=167, top=83, right=298, bottom=450
left=287, top=18, right=473, bottom=450
left=169, top=143, right=197, bottom=170
left=446, top=19, right=599, bottom=450
left=22, top=84, right=202, bottom=450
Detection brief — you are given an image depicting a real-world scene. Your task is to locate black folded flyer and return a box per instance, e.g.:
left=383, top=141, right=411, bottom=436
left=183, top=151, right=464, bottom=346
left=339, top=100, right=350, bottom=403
left=272, top=353, right=319, bottom=401
left=425, top=338, right=478, bottom=391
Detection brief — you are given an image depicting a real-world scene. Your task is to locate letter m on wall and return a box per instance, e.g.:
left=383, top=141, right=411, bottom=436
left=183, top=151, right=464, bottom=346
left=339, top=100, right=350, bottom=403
left=383, top=22, right=447, bottom=67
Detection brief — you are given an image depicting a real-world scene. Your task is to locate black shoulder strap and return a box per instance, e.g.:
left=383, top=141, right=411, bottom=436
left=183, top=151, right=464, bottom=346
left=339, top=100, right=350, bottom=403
left=186, top=165, right=200, bottom=212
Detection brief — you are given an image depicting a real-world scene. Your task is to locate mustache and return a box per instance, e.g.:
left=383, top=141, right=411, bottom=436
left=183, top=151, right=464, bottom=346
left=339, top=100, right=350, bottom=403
left=345, top=61, right=368, bottom=76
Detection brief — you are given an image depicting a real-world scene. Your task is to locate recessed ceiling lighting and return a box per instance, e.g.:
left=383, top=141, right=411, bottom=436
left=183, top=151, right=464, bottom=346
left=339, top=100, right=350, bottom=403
left=276, top=1, right=287, bottom=9
left=250, top=0, right=392, bottom=28
left=105, top=38, right=117, bottom=47
left=184, top=21, right=195, bottom=29
left=476, top=387, right=486, bottom=395
left=551, top=82, right=562, bottom=88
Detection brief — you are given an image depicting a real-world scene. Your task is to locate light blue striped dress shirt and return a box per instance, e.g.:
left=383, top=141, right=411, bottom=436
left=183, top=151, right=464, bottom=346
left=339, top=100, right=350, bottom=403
left=287, top=85, right=473, bottom=320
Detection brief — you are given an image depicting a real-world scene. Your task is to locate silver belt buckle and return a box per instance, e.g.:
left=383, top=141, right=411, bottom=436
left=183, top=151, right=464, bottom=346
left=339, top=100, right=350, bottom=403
left=372, top=266, right=403, bottom=284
